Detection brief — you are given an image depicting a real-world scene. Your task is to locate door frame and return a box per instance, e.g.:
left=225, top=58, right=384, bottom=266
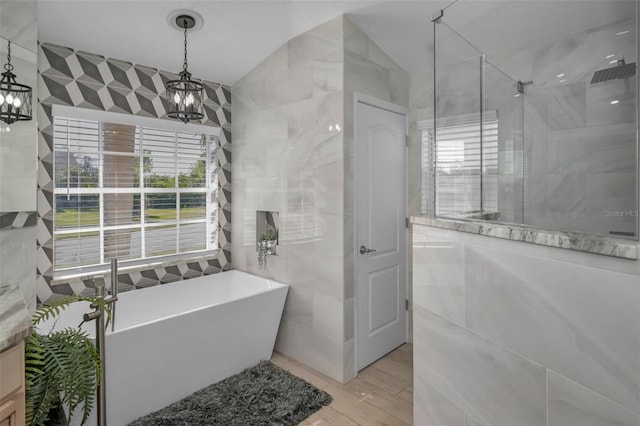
left=353, top=92, right=409, bottom=376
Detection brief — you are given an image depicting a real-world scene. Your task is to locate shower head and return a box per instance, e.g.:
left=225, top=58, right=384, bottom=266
left=590, top=58, right=636, bottom=84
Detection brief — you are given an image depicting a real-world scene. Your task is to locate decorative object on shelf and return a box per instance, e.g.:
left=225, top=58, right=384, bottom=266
left=25, top=296, right=109, bottom=426
left=256, top=211, right=279, bottom=270
left=257, top=229, right=278, bottom=270
left=165, top=14, right=204, bottom=123
left=0, top=40, right=32, bottom=125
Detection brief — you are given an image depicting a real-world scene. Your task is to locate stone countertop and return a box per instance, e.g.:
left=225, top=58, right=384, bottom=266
left=411, top=216, right=639, bottom=260
left=0, top=282, right=32, bottom=352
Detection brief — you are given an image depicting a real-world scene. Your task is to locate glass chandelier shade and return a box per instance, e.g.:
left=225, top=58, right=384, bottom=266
left=165, top=15, right=203, bottom=123
left=0, top=41, right=32, bottom=125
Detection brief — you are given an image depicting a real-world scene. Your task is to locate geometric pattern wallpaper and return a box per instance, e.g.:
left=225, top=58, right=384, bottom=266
left=36, top=42, right=232, bottom=303
left=0, top=212, right=37, bottom=230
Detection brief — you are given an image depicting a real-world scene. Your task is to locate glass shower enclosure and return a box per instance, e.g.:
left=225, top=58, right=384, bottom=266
left=423, top=1, right=639, bottom=240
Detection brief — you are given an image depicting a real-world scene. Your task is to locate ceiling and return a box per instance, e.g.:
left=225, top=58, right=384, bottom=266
left=36, top=0, right=636, bottom=87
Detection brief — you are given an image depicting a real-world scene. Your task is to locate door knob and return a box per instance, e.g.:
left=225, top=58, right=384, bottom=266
left=360, top=245, right=377, bottom=254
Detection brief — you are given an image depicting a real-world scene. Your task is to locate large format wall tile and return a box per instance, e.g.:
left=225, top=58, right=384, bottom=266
left=413, top=224, right=640, bottom=425
left=344, top=17, right=409, bottom=107
left=414, top=378, right=465, bottom=426
left=1, top=5, right=38, bottom=311
left=275, top=317, right=345, bottom=383
left=233, top=16, right=350, bottom=382
left=465, top=244, right=640, bottom=412
left=288, top=31, right=341, bottom=69
left=0, top=37, right=37, bottom=213
left=413, top=236, right=465, bottom=325
left=233, top=15, right=409, bottom=383
left=548, top=123, right=637, bottom=175
left=525, top=82, right=586, bottom=131
left=548, top=372, right=640, bottom=426
left=345, top=50, right=391, bottom=103
left=0, top=124, right=37, bottom=213
left=0, top=226, right=37, bottom=312
left=465, top=415, right=483, bottom=426
left=415, top=306, right=547, bottom=426
left=586, top=78, right=636, bottom=127
left=409, top=7, right=640, bottom=423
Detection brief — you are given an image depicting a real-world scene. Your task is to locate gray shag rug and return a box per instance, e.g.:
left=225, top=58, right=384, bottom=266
left=127, top=361, right=332, bottom=426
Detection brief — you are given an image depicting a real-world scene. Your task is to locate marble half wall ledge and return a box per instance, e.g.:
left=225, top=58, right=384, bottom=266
left=0, top=211, right=37, bottom=230
left=410, top=216, right=639, bottom=260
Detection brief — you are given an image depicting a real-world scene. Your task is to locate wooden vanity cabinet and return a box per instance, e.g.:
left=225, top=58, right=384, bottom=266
left=0, top=341, right=25, bottom=426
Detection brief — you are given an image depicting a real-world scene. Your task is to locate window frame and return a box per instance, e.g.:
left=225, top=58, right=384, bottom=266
left=51, top=105, right=220, bottom=277
left=419, top=111, right=499, bottom=216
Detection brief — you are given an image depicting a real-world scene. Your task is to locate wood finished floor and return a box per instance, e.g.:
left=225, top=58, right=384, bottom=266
left=270, top=343, right=413, bottom=426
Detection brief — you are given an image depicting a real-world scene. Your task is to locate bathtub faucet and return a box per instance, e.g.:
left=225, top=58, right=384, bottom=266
left=82, top=258, right=119, bottom=426
left=106, top=258, right=119, bottom=332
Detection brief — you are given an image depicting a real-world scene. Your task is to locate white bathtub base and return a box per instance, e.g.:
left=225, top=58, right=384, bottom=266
left=107, top=287, right=286, bottom=425
left=45, top=271, right=288, bottom=426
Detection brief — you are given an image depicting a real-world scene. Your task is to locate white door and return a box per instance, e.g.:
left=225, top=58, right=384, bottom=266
left=356, top=99, right=407, bottom=371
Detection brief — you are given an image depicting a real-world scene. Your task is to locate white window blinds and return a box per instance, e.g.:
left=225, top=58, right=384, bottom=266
left=53, top=116, right=217, bottom=271
left=420, top=112, right=499, bottom=216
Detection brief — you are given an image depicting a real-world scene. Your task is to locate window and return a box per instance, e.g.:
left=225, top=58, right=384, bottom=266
left=421, top=112, right=498, bottom=216
left=53, top=112, right=217, bottom=272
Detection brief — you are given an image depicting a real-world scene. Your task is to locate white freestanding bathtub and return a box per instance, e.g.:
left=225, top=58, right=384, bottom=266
left=41, top=270, right=288, bottom=426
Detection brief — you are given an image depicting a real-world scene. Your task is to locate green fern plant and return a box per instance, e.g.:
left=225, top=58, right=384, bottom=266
left=25, top=296, right=107, bottom=426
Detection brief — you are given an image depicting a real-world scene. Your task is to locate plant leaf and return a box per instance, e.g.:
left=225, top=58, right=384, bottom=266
left=26, top=299, right=101, bottom=426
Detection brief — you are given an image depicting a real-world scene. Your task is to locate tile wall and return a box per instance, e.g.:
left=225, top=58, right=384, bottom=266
left=232, top=15, right=409, bottom=383
left=509, top=18, right=637, bottom=237
left=232, top=15, right=347, bottom=382
left=0, top=0, right=38, bottom=312
left=0, top=213, right=37, bottom=313
left=0, top=87, right=37, bottom=213
left=411, top=7, right=640, bottom=424
left=413, top=223, right=640, bottom=426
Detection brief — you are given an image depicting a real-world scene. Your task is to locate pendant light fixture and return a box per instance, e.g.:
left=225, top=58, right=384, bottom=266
left=165, top=14, right=204, bottom=123
left=0, top=40, right=33, bottom=125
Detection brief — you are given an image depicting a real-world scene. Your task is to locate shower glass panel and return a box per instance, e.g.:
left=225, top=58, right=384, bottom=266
left=518, top=11, right=638, bottom=239
left=429, top=21, right=487, bottom=218
left=428, top=1, right=638, bottom=240
left=428, top=17, right=524, bottom=221
left=483, top=61, right=524, bottom=224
